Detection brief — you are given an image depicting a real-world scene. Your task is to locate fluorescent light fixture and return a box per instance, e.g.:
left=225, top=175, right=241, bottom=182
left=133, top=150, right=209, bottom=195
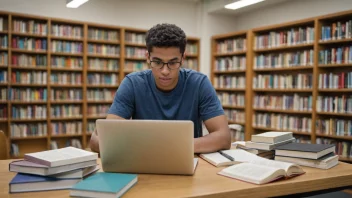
left=66, top=0, right=89, bottom=8
left=225, top=0, right=265, bottom=10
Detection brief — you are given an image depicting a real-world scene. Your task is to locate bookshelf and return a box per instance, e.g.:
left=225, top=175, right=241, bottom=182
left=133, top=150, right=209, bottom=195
left=211, top=30, right=249, bottom=140
left=315, top=10, right=352, bottom=163
left=211, top=10, right=352, bottom=162
left=0, top=11, right=200, bottom=158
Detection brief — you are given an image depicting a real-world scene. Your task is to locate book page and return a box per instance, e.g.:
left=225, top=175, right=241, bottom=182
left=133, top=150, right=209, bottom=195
left=220, top=163, right=285, bottom=184
left=222, top=149, right=259, bottom=163
left=249, top=157, right=304, bottom=176
left=25, top=147, right=98, bottom=165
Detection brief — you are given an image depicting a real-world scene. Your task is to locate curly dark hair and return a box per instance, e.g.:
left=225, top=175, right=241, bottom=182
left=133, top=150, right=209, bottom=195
left=145, top=23, right=187, bottom=54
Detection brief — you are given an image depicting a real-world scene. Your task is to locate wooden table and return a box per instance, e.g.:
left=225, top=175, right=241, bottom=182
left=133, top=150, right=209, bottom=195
left=1, top=158, right=352, bottom=198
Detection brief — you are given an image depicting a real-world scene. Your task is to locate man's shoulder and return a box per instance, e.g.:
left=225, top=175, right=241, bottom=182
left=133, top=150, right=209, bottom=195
left=182, top=68, right=207, bottom=82
left=125, top=70, right=152, bottom=81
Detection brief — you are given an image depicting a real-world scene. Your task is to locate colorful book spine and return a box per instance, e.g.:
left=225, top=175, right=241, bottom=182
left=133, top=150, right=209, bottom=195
left=0, top=52, right=7, bottom=65
left=50, top=72, right=82, bottom=85
left=316, top=138, right=352, bottom=158
left=125, top=32, right=145, bottom=44
left=51, top=24, right=82, bottom=38
left=319, top=72, right=352, bottom=89
left=88, top=58, right=118, bottom=70
left=124, top=61, right=148, bottom=72
left=316, top=118, right=352, bottom=136
left=11, top=105, right=47, bottom=119
left=319, top=46, right=352, bottom=64
left=253, top=73, right=313, bottom=89
left=316, top=95, right=352, bottom=113
left=253, top=113, right=312, bottom=132
left=214, top=75, right=246, bottom=89
left=87, top=89, right=115, bottom=101
left=11, top=54, right=47, bottom=67
left=224, top=109, right=245, bottom=123
left=51, top=121, right=82, bottom=135
left=0, top=71, right=7, bottom=83
left=186, top=43, right=198, bottom=55
left=9, top=88, right=47, bottom=101
left=88, top=44, right=119, bottom=56
left=216, top=38, right=246, bottom=53
left=11, top=123, right=47, bottom=138
left=51, top=105, right=82, bottom=118
left=87, top=73, right=118, bottom=85
left=0, top=88, right=6, bottom=101
left=125, top=47, right=145, bottom=58
left=11, top=71, right=47, bottom=84
left=254, top=50, right=314, bottom=68
left=51, top=41, right=83, bottom=53
left=13, top=20, right=47, bottom=35
left=51, top=89, right=82, bottom=101
left=217, top=92, right=245, bottom=106
left=0, top=35, right=8, bottom=48
left=254, top=94, right=312, bottom=111
left=255, top=27, right=315, bottom=49
left=183, top=59, right=198, bottom=71
left=12, top=37, right=47, bottom=51
left=87, top=105, right=110, bottom=117
left=215, top=56, right=246, bottom=71
left=89, top=28, right=119, bottom=41
left=321, top=20, right=352, bottom=41
left=51, top=56, right=83, bottom=69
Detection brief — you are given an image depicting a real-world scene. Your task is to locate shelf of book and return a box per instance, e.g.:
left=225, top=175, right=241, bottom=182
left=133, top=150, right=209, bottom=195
left=211, top=10, right=352, bottom=156
left=316, top=134, right=352, bottom=141
left=50, top=67, right=83, bottom=72
left=10, top=136, right=47, bottom=140
left=11, top=49, right=47, bottom=54
left=10, top=66, right=47, bottom=71
left=253, top=66, right=314, bottom=72
left=317, top=112, right=352, bottom=117
left=213, top=70, right=246, bottom=74
left=253, top=108, right=312, bottom=114
left=51, top=134, right=82, bottom=138
left=222, top=105, right=245, bottom=110
left=318, top=63, right=352, bottom=68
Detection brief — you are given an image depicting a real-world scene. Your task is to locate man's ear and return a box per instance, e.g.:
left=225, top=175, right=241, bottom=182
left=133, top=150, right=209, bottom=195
left=145, top=50, right=149, bottom=61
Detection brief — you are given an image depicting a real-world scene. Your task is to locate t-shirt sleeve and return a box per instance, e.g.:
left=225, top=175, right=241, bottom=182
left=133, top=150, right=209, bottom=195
left=107, top=76, right=135, bottom=119
left=199, top=76, right=224, bottom=121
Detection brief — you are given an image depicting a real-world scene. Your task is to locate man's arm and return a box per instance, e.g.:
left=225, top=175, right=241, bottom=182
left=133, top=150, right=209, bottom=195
left=89, top=114, right=125, bottom=153
left=194, top=115, right=231, bottom=153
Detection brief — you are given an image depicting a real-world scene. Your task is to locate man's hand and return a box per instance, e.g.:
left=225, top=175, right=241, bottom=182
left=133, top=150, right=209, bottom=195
left=89, top=114, right=125, bottom=153
left=194, top=115, right=231, bottom=153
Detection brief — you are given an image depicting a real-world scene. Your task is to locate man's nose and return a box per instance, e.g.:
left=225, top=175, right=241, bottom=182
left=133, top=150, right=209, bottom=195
left=160, top=63, right=170, bottom=75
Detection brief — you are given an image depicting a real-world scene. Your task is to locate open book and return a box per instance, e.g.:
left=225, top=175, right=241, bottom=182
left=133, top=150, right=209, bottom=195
left=218, top=156, right=305, bottom=185
left=199, top=149, right=259, bottom=167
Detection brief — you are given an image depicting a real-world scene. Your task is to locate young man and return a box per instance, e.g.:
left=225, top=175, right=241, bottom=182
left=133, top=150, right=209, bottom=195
left=90, top=23, right=231, bottom=153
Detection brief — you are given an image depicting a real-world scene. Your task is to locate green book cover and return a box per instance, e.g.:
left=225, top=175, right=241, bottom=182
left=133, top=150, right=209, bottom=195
left=71, top=172, right=137, bottom=194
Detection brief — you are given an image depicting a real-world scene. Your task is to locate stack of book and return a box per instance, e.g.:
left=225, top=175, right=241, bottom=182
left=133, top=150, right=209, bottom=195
left=274, top=142, right=339, bottom=169
left=231, top=132, right=295, bottom=159
left=8, top=147, right=99, bottom=193
left=243, top=131, right=296, bottom=158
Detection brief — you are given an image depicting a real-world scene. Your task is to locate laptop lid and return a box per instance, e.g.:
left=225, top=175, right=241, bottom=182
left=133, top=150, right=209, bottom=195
left=96, top=119, right=195, bottom=175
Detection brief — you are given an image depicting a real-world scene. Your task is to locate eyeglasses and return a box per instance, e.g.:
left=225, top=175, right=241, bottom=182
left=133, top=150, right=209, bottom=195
left=148, top=57, right=183, bottom=70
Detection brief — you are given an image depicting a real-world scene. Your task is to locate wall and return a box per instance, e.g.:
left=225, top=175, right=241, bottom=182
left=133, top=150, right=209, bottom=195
left=234, top=0, right=352, bottom=31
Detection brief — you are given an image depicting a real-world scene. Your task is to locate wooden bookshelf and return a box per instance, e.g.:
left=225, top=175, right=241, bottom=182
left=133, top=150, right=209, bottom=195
left=0, top=10, right=202, bottom=158
left=210, top=9, right=352, bottom=161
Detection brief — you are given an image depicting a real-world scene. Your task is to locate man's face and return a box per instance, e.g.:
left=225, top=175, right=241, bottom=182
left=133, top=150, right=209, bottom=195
left=147, top=47, right=184, bottom=92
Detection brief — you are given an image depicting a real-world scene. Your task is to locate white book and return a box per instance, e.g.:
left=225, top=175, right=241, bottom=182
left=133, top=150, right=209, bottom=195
left=218, top=155, right=305, bottom=185
left=245, top=138, right=295, bottom=151
left=200, top=149, right=261, bottom=167
left=24, top=147, right=98, bottom=167
left=251, top=131, right=293, bottom=144
left=275, top=153, right=338, bottom=170
left=10, top=159, right=97, bottom=176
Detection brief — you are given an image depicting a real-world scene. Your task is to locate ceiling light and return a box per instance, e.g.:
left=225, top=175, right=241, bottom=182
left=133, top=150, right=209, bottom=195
left=225, top=0, right=265, bottom=10
left=66, top=0, right=89, bottom=8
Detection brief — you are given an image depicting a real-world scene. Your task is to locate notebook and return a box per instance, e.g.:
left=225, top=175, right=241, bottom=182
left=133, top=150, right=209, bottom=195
left=70, top=172, right=137, bottom=198
left=9, top=173, right=81, bottom=193
left=9, top=159, right=97, bottom=176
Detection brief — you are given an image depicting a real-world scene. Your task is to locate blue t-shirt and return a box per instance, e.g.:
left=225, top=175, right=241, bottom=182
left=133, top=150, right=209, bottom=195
left=107, top=68, right=224, bottom=138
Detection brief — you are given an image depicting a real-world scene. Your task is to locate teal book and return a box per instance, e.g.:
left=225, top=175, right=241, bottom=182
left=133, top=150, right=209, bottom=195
left=70, top=172, right=138, bottom=198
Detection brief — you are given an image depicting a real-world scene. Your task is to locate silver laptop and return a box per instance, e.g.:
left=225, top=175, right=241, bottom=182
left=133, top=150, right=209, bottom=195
left=96, top=119, right=197, bottom=175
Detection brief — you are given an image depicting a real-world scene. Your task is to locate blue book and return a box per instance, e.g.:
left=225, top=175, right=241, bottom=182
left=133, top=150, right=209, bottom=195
left=70, top=172, right=138, bottom=198
left=9, top=173, right=81, bottom=193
